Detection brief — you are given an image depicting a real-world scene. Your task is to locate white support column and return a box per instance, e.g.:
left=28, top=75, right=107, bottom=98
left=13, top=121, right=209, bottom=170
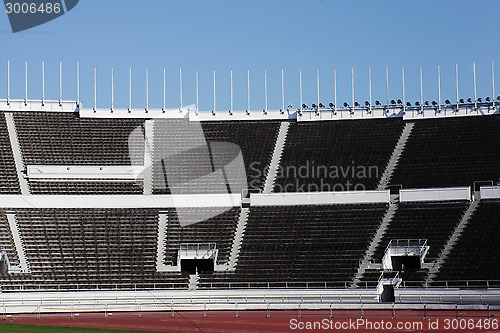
left=196, top=70, right=199, bottom=112
left=438, top=65, right=441, bottom=111
left=247, top=69, right=250, bottom=111
left=179, top=68, right=183, bottom=109
left=402, top=67, right=406, bottom=112
left=420, top=66, right=423, bottom=111
left=143, top=119, right=154, bottom=195
left=264, top=69, right=268, bottom=111
left=42, top=61, right=45, bottom=106
left=59, top=61, right=62, bottom=105
left=456, top=64, right=459, bottom=108
left=351, top=67, right=355, bottom=110
left=493, top=61, right=496, bottom=108
left=213, top=70, right=216, bottom=113
left=334, top=68, right=337, bottom=111
left=299, top=69, right=302, bottom=109
left=76, top=62, right=80, bottom=106
left=230, top=70, right=233, bottom=113
left=281, top=68, right=284, bottom=111
left=386, top=66, right=389, bottom=106
left=111, top=68, right=114, bottom=111
left=25, top=61, right=28, bottom=105
left=94, top=67, right=97, bottom=111
left=369, top=67, right=372, bottom=111
left=473, top=62, right=477, bottom=109
left=317, top=69, right=320, bottom=108
left=146, top=68, right=149, bottom=112
left=7, top=60, right=10, bottom=105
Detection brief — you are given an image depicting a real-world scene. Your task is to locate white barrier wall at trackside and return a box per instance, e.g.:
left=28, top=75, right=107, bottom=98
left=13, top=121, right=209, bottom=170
left=250, top=190, right=390, bottom=206
left=479, top=186, right=500, bottom=200
left=399, top=187, right=471, bottom=202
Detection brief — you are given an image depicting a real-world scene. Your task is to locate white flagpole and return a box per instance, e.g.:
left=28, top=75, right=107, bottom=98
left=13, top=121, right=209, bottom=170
left=42, top=61, right=45, bottom=105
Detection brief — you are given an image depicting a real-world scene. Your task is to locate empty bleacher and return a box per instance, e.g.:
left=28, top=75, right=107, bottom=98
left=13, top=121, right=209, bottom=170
left=0, top=210, right=19, bottom=267
left=435, top=200, right=500, bottom=283
left=275, top=118, right=404, bottom=192
left=29, top=181, right=143, bottom=195
left=200, top=203, right=388, bottom=288
left=391, top=116, right=500, bottom=189
left=14, top=112, right=144, bottom=166
left=163, top=207, right=241, bottom=265
left=202, top=121, right=280, bottom=191
left=0, top=208, right=188, bottom=290
left=0, top=112, right=20, bottom=194
left=374, top=201, right=468, bottom=262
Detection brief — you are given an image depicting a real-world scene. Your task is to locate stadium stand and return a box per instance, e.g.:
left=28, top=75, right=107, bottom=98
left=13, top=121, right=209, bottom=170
left=0, top=112, right=21, bottom=194
left=275, top=118, right=404, bottom=192
left=13, top=112, right=144, bottom=166
left=0, top=208, right=188, bottom=290
left=163, top=207, right=241, bottom=265
left=202, top=120, right=280, bottom=191
left=29, top=181, right=143, bottom=195
left=199, top=203, right=388, bottom=288
left=0, top=210, right=19, bottom=266
left=435, top=199, right=500, bottom=282
left=390, top=116, right=500, bottom=189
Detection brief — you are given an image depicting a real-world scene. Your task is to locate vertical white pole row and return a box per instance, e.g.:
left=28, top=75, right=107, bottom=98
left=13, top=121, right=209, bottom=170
left=146, top=68, right=149, bottom=111
left=213, top=70, right=216, bottom=112
left=25, top=61, right=28, bottom=104
left=386, top=66, right=389, bottom=106
left=334, top=68, right=337, bottom=111
left=42, top=61, right=45, bottom=105
left=456, top=64, right=459, bottom=108
left=7, top=61, right=10, bottom=104
left=351, top=67, right=355, bottom=109
left=473, top=62, right=477, bottom=109
left=317, top=69, right=320, bottom=108
left=368, top=67, right=372, bottom=111
left=281, top=68, right=284, bottom=111
left=402, top=67, right=406, bottom=111
left=264, top=69, right=267, bottom=111
left=437, top=65, right=441, bottom=110
left=299, top=70, right=302, bottom=109
left=492, top=61, right=496, bottom=108
left=247, top=70, right=250, bottom=111
left=76, top=62, right=80, bottom=106
left=111, top=68, right=114, bottom=111
left=179, top=68, right=183, bottom=109
left=196, top=70, right=199, bottom=112
left=59, top=61, right=62, bottom=104
left=420, top=66, right=423, bottom=111
left=230, top=70, right=233, bottom=112
left=94, top=67, right=97, bottom=111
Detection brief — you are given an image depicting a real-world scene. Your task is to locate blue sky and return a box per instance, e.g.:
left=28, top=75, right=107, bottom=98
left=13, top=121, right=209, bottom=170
left=0, top=0, right=499, bottom=111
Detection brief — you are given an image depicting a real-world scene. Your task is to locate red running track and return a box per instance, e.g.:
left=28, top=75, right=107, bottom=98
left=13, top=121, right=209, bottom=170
left=1, top=310, right=499, bottom=332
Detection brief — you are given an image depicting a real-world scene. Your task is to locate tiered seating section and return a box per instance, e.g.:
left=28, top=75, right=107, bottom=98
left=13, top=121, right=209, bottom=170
left=164, top=207, right=240, bottom=265
left=275, top=119, right=404, bottom=192
left=152, top=119, right=279, bottom=194
left=29, top=181, right=143, bottom=195
left=200, top=204, right=387, bottom=287
left=0, top=210, right=19, bottom=267
left=13, top=112, right=144, bottom=195
left=0, top=112, right=20, bottom=194
left=0, top=209, right=188, bottom=290
left=391, top=116, right=500, bottom=188
left=436, top=200, right=500, bottom=282
left=202, top=121, right=280, bottom=191
left=374, top=201, right=468, bottom=261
